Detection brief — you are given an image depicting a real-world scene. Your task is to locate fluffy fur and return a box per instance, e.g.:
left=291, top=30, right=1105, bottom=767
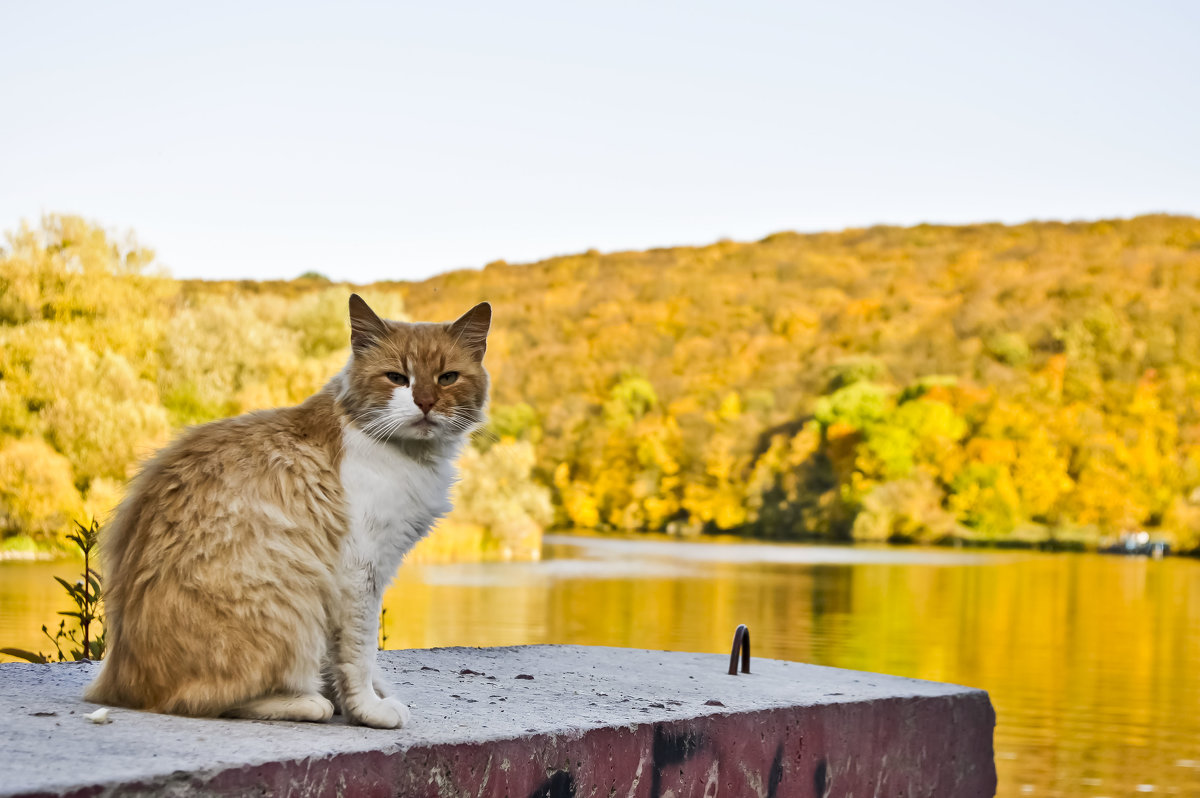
left=84, top=295, right=491, bottom=728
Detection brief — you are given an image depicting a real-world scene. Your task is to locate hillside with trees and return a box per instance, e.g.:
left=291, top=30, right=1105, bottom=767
left=4, top=214, right=1200, bottom=554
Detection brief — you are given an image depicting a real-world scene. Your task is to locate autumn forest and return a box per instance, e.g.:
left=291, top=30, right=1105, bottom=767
left=4, top=213, right=1200, bottom=556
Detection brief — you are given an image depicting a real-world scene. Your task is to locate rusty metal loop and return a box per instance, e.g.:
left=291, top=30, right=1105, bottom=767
left=728, top=624, right=750, bottom=675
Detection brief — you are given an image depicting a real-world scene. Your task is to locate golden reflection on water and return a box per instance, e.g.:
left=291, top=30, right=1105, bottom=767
left=3, top=536, right=1198, bottom=798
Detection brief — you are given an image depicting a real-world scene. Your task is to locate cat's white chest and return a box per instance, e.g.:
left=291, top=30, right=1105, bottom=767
left=339, top=427, right=455, bottom=575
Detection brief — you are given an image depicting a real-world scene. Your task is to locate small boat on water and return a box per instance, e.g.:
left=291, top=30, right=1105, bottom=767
left=1099, top=531, right=1170, bottom=558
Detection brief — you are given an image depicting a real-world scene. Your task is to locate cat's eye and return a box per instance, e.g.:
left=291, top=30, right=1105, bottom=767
left=385, top=372, right=409, bottom=387
left=438, top=371, right=459, bottom=386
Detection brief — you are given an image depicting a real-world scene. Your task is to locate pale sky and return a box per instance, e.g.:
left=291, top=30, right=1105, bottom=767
left=2, top=1, right=1197, bottom=282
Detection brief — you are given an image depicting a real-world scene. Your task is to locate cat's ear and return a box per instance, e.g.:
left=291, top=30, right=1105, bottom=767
left=448, top=302, right=491, bottom=362
left=349, top=294, right=389, bottom=353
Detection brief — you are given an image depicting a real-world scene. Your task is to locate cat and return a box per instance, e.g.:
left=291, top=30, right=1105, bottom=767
left=84, top=295, right=490, bottom=729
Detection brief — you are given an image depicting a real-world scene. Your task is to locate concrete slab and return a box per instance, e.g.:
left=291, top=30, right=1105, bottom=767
left=0, top=645, right=996, bottom=797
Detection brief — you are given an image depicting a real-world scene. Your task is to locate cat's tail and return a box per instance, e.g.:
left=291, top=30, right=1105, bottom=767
left=82, top=662, right=116, bottom=705
left=83, top=639, right=148, bottom=709
left=83, top=626, right=181, bottom=712
left=83, top=628, right=291, bottom=717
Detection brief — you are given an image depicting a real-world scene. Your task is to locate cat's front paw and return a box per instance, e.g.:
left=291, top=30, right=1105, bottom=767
left=349, top=695, right=411, bottom=729
left=373, top=674, right=396, bottom=699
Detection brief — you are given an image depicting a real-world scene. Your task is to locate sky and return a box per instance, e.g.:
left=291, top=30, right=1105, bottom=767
left=2, top=1, right=1197, bottom=283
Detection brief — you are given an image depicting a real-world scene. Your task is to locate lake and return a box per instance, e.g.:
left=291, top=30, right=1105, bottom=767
left=3, top=533, right=1198, bottom=797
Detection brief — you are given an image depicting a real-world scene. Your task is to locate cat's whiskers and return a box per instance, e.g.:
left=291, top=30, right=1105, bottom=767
left=333, top=410, right=383, bottom=459
left=366, top=414, right=411, bottom=444
left=357, top=415, right=394, bottom=441
left=438, top=409, right=481, bottom=437
left=360, top=413, right=398, bottom=434
left=470, top=427, right=500, bottom=445
left=346, top=410, right=414, bottom=448
left=445, top=404, right=484, bottom=424
left=444, top=404, right=496, bottom=444
left=450, top=417, right=480, bottom=434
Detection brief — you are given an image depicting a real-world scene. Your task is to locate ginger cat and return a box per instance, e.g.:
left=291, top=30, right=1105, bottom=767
left=85, top=295, right=490, bottom=728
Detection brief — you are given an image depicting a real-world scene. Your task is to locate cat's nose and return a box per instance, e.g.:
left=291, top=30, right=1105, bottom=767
left=415, top=397, right=435, bottom=415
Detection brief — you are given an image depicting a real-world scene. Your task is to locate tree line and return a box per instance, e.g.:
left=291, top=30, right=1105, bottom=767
left=3, top=213, right=1200, bottom=554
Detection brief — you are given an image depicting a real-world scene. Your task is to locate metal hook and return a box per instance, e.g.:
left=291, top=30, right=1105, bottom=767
left=728, top=624, right=750, bottom=675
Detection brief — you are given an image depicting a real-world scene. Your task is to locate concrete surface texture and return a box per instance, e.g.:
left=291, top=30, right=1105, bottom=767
left=0, top=645, right=996, bottom=797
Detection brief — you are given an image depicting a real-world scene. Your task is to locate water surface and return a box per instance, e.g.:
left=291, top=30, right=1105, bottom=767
left=3, top=535, right=1197, bottom=797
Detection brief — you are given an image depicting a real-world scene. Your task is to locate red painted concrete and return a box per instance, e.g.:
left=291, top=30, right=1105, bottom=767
left=168, top=700, right=994, bottom=797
